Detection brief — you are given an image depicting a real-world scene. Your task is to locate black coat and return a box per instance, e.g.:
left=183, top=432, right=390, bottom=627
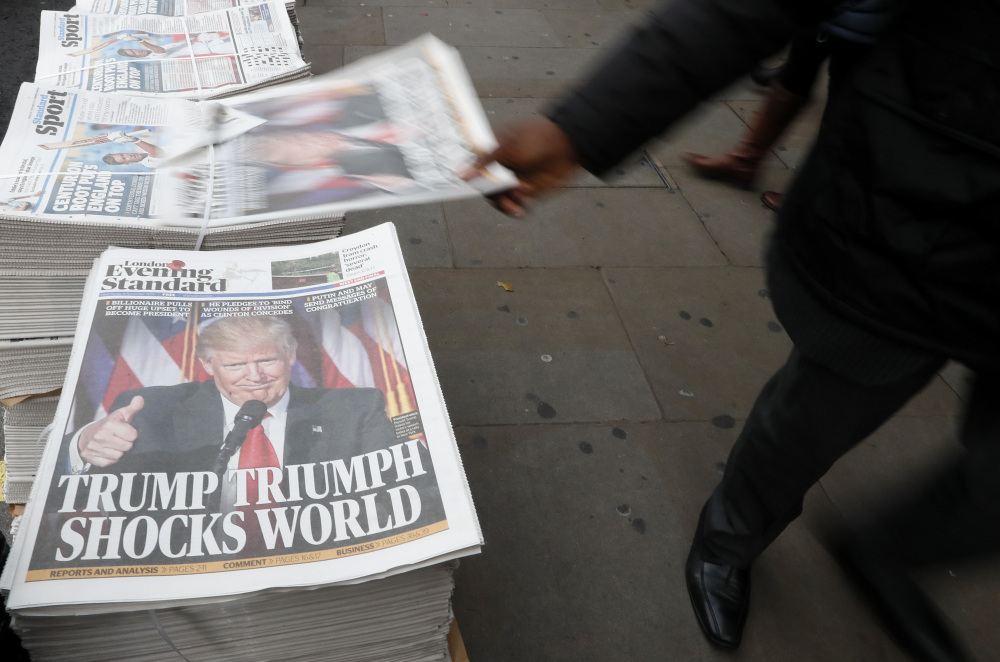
left=547, top=0, right=1000, bottom=371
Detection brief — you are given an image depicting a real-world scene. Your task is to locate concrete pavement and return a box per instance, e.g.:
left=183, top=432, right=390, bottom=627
left=322, top=2, right=995, bottom=661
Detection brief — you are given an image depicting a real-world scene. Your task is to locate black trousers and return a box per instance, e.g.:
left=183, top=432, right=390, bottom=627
left=698, top=347, right=1000, bottom=568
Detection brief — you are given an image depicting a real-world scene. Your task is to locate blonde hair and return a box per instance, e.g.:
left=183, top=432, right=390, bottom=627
left=196, top=316, right=297, bottom=361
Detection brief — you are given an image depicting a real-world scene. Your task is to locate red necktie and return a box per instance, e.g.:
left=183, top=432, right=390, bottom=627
left=238, top=413, right=277, bottom=546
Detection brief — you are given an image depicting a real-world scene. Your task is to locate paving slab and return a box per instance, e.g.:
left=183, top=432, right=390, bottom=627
left=451, top=424, right=707, bottom=662
left=597, top=0, right=662, bottom=9
left=603, top=265, right=962, bottom=421
left=295, top=4, right=386, bottom=45
left=603, top=266, right=792, bottom=420
left=647, top=100, right=786, bottom=169
left=383, top=8, right=563, bottom=47
left=443, top=189, right=725, bottom=268
left=342, top=203, right=453, bottom=268
left=408, top=267, right=660, bottom=425
left=480, top=97, right=667, bottom=188
left=918, top=558, right=1000, bottom=662
left=346, top=44, right=602, bottom=97
left=667, top=166, right=795, bottom=267
left=453, top=421, right=910, bottom=661
left=628, top=420, right=912, bottom=660
left=938, top=360, right=972, bottom=402
left=817, top=415, right=1000, bottom=661
left=711, top=76, right=770, bottom=103
left=453, top=0, right=603, bottom=9
left=539, top=9, right=639, bottom=49
left=301, top=44, right=345, bottom=74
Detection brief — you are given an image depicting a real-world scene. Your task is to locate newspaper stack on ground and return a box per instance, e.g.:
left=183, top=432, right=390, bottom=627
left=0, top=34, right=514, bottom=422
left=2, top=224, right=482, bottom=662
left=36, top=1, right=309, bottom=100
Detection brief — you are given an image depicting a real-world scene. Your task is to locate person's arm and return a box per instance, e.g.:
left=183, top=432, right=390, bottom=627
left=484, top=0, right=829, bottom=213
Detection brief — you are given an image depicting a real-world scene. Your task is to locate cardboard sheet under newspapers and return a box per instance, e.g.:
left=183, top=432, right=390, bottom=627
left=2, top=223, right=482, bottom=614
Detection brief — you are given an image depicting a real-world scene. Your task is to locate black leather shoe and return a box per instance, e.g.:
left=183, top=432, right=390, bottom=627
left=685, top=543, right=751, bottom=648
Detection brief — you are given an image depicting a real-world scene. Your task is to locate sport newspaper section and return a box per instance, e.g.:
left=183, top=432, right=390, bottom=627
left=8, top=225, right=479, bottom=597
left=38, top=2, right=303, bottom=98
left=0, top=83, right=258, bottom=225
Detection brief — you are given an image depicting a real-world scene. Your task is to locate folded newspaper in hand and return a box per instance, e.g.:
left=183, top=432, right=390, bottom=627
left=37, top=1, right=309, bottom=99
left=2, top=223, right=482, bottom=618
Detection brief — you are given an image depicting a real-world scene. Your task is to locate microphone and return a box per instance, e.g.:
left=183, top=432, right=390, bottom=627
left=212, top=399, right=268, bottom=476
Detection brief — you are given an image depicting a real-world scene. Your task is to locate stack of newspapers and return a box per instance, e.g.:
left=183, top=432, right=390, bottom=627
left=0, top=33, right=515, bottom=504
left=38, top=1, right=310, bottom=100
left=1, top=394, right=59, bottom=505
left=1, top=223, right=483, bottom=661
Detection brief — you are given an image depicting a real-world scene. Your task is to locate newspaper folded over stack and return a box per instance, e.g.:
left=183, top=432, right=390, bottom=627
left=2, top=224, right=482, bottom=661
left=37, top=1, right=309, bottom=99
left=0, top=34, right=514, bottom=409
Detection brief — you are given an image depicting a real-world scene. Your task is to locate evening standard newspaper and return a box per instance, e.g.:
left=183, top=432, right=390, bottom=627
left=3, top=36, right=514, bottom=231
left=35, top=1, right=308, bottom=99
left=70, top=0, right=298, bottom=17
left=2, top=223, right=482, bottom=614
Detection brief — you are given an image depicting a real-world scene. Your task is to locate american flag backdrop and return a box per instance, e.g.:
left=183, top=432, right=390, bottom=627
left=294, top=284, right=416, bottom=418
left=72, top=284, right=417, bottom=433
left=72, top=302, right=204, bottom=431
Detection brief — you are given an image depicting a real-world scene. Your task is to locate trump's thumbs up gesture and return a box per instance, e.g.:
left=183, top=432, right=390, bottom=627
left=78, top=395, right=145, bottom=467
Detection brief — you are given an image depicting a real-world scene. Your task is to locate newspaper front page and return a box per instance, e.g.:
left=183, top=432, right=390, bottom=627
left=36, top=1, right=307, bottom=99
left=2, top=223, right=481, bottom=613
